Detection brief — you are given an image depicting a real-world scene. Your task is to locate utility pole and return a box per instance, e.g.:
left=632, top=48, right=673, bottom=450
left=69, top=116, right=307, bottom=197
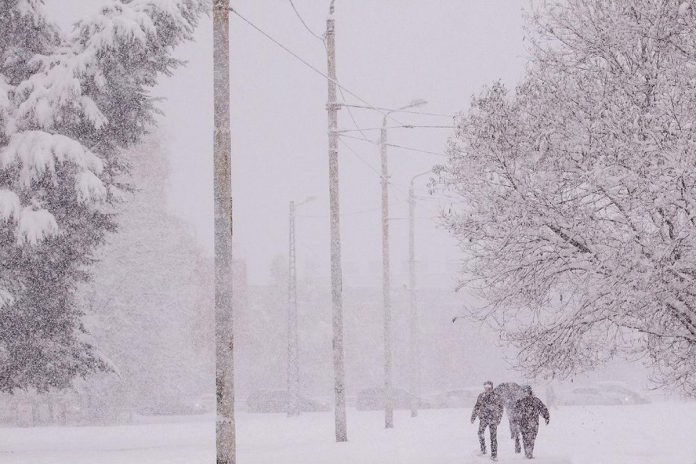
left=380, top=116, right=394, bottom=429
left=408, top=171, right=430, bottom=418
left=326, top=0, right=347, bottom=443
left=287, top=196, right=315, bottom=417
left=288, top=200, right=299, bottom=417
left=213, top=1, right=235, bottom=463
left=379, top=99, right=427, bottom=429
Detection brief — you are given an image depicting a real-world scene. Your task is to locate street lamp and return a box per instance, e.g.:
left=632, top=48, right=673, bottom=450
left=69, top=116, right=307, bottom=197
left=380, top=99, right=427, bottom=429
left=288, top=195, right=316, bottom=417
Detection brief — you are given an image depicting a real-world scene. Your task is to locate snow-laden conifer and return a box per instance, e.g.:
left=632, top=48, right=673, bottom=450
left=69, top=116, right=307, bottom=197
left=0, top=0, right=206, bottom=392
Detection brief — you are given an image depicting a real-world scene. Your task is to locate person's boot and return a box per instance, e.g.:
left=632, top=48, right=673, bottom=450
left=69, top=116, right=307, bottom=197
left=479, top=437, right=487, bottom=456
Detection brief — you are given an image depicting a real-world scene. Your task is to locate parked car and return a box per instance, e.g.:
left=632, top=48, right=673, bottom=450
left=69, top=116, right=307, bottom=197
left=559, top=387, right=622, bottom=406
left=246, top=391, right=330, bottom=413
left=190, top=394, right=216, bottom=414
left=559, top=382, right=650, bottom=406
left=137, top=399, right=206, bottom=416
left=421, top=388, right=480, bottom=409
left=594, top=382, right=650, bottom=405
left=356, top=387, right=420, bottom=411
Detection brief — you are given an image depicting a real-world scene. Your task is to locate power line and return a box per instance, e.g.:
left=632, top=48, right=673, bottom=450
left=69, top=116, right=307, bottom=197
left=339, top=133, right=378, bottom=144
left=338, top=133, right=448, bottom=158
left=229, top=7, right=404, bottom=127
left=297, top=207, right=381, bottom=219
left=338, top=137, right=381, bottom=176
left=338, top=125, right=455, bottom=132
left=335, top=85, right=406, bottom=195
left=338, top=138, right=411, bottom=199
left=288, top=0, right=325, bottom=42
left=340, top=103, right=457, bottom=119
left=386, top=143, right=447, bottom=158
left=338, top=86, right=374, bottom=145
left=388, top=216, right=440, bottom=221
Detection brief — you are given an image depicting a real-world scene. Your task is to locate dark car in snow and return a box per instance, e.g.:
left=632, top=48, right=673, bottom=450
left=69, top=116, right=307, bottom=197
left=246, top=391, right=330, bottom=413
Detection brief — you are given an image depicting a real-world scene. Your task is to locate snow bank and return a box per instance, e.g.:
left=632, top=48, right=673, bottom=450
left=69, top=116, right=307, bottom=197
left=1, top=403, right=695, bottom=464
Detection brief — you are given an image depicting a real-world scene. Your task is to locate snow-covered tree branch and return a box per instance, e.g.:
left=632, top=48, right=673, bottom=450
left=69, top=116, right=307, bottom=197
left=438, top=0, right=696, bottom=397
left=0, top=0, right=206, bottom=392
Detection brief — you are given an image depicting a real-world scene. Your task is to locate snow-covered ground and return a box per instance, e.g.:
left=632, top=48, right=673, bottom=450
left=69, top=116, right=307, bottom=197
left=1, top=402, right=695, bottom=464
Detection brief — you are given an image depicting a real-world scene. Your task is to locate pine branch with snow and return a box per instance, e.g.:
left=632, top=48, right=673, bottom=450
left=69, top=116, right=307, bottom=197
left=0, top=0, right=207, bottom=392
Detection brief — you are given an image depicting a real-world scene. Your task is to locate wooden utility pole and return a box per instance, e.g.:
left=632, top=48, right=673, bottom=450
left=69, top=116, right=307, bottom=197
left=213, top=1, right=235, bottom=463
left=326, top=0, right=347, bottom=442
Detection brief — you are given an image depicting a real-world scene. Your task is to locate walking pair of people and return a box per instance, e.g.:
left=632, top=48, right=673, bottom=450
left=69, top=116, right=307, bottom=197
left=470, top=380, right=549, bottom=460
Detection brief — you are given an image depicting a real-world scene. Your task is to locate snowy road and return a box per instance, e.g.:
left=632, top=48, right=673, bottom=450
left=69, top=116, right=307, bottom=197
left=1, top=403, right=695, bottom=464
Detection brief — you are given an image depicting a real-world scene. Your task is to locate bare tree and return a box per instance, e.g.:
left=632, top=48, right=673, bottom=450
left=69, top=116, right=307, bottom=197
left=438, top=0, right=696, bottom=397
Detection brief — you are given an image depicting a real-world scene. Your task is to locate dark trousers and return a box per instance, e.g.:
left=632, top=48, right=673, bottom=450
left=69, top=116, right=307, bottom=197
left=509, top=418, right=521, bottom=453
left=520, top=424, right=539, bottom=458
left=478, top=421, right=498, bottom=457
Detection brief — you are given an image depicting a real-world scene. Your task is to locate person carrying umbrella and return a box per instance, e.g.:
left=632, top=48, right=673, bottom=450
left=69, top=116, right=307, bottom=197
left=493, top=382, right=526, bottom=454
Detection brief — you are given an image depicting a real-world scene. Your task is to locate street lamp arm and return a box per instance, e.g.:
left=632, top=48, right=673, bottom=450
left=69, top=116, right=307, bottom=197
left=410, top=170, right=432, bottom=187
left=295, top=196, right=317, bottom=208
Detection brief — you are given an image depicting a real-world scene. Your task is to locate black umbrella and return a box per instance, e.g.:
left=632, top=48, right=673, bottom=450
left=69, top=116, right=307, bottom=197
left=494, top=382, right=526, bottom=408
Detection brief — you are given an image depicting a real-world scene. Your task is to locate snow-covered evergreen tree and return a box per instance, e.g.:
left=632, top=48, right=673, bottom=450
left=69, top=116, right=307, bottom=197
left=0, top=0, right=206, bottom=392
left=439, top=0, right=696, bottom=396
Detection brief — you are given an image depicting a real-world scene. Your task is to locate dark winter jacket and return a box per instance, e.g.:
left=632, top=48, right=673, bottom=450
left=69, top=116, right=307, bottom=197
left=471, top=391, right=504, bottom=424
left=513, top=395, right=550, bottom=429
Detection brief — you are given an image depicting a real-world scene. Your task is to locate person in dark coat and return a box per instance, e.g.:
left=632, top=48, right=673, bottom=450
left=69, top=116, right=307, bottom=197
left=471, top=380, right=504, bottom=460
left=512, top=385, right=550, bottom=459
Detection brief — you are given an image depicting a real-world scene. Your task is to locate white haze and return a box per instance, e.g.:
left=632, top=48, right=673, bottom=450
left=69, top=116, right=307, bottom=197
left=25, top=0, right=684, bottom=449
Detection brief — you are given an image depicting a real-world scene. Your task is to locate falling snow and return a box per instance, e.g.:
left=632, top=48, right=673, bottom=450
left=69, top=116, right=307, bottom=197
left=1, top=1, right=695, bottom=463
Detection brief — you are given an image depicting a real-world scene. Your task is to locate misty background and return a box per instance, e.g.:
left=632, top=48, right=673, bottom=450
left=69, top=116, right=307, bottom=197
left=15, top=0, right=660, bottom=423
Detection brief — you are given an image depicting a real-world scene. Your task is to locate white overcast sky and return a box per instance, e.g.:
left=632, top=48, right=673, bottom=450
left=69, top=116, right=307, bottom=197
left=44, top=0, right=528, bottom=286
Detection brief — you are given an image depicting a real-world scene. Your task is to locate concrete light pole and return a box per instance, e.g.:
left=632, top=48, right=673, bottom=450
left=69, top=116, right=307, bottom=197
left=408, top=170, right=430, bottom=418
left=381, top=99, right=426, bottom=429
left=288, top=196, right=315, bottom=417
